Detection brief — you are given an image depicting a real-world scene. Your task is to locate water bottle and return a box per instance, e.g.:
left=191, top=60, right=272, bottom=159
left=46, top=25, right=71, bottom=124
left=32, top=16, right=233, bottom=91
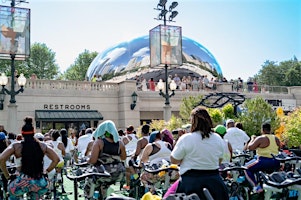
left=93, top=191, right=99, bottom=199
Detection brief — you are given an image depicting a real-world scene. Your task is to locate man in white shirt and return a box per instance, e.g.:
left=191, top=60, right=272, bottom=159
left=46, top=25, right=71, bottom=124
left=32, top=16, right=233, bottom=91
left=224, top=119, right=250, bottom=152
left=76, top=128, right=93, bottom=159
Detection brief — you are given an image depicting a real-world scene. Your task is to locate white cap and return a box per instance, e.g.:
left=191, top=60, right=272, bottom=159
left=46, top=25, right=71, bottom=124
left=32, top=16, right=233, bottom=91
left=226, top=119, right=235, bottom=126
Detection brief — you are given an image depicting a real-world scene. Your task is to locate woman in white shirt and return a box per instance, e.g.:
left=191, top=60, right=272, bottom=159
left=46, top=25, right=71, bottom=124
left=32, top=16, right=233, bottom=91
left=170, top=106, right=229, bottom=199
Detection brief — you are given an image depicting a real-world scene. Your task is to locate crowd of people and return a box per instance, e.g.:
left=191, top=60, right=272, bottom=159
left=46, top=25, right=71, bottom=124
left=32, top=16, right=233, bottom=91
left=134, top=74, right=262, bottom=93
left=0, top=107, right=283, bottom=199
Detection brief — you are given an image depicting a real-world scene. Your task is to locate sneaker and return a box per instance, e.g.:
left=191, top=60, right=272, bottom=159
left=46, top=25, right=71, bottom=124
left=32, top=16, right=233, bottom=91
left=253, top=185, right=263, bottom=193
left=123, top=185, right=130, bottom=190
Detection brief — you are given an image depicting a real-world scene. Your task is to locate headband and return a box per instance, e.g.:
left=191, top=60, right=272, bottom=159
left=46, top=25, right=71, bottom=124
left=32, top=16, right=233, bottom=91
left=22, top=130, right=34, bottom=135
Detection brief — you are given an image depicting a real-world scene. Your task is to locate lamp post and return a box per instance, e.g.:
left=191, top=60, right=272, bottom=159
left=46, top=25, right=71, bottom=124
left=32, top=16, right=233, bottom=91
left=153, top=0, right=179, bottom=121
left=0, top=0, right=30, bottom=133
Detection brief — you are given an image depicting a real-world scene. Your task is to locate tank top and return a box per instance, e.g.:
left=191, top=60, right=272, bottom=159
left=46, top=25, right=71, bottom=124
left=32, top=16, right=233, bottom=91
left=52, top=140, right=63, bottom=161
left=124, top=134, right=138, bottom=156
left=257, top=134, right=279, bottom=158
left=98, top=138, right=121, bottom=165
left=149, top=140, right=171, bottom=165
left=102, top=138, right=120, bottom=156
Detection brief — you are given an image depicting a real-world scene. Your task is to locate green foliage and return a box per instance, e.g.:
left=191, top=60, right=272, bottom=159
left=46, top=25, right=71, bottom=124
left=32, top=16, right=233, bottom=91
left=149, top=120, right=166, bottom=132
left=63, top=50, right=98, bottom=81
left=221, top=103, right=235, bottom=120
left=179, top=95, right=203, bottom=123
left=24, top=43, right=60, bottom=79
left=282, top=108, right=301, bottom=148
left=237, top=97, right=280, bottom=136
left=208, top=108, right=223, bottom=127
left=168, top=115, right=183, bottom=131
left=256, top=58, right=301, bottom=86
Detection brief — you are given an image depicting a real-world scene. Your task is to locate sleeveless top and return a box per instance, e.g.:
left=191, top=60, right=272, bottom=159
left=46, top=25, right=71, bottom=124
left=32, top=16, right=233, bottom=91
left=124, top=133, right=138, bottom=156
left=52, top=140, right=63, bottom=162
left=257, top=134, right=279, bottom=158
left=98, top=138, right=121, bottom=165
left=149, top=140, right=171, bottom=165
left=137, top=136, right=150, bottom=160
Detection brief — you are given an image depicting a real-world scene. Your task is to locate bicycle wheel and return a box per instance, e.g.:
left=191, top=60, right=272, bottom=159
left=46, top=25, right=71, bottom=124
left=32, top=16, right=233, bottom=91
left=236, top=186, right=249, bottom=200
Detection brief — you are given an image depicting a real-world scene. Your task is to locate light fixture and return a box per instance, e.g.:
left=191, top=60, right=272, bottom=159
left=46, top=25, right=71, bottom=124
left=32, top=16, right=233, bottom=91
left=0, top=72, right=26, bottom=104
left=130, top=91, right=138, bottom=110
left=157, top=0, right=167, bottom=9
left=158, top=79, right=177, bottom=97
left=159, top=9, right=168, bottom=20
left=155, top=0, right=178, bottom=24
left=169, top=2, right=178, bottom=11
left=169, top=11, right=178, bottom=21
left=17, top=73, right=26, bottom=92
left=0, top=73, right=8, bottom=87
left=0, top=90, right=5, bottom=110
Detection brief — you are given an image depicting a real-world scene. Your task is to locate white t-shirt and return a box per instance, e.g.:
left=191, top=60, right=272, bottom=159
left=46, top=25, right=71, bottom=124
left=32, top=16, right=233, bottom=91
left=77, top=133, right=92, bottom=157
left=171, top=131, right=224, bottom=175
left=224, top=127, right=250, bottom=152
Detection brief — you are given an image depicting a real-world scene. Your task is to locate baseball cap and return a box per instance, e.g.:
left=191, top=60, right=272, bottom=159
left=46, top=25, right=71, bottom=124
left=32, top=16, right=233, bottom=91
left=226, top=119, right=234, bottom=126
left=214, top=125, right=227, bottom=135
left=34, top=132, right=44, bottom=140
left=0, top=132, right=5, bottom=140
left=182, top=124, right=191, bottom=130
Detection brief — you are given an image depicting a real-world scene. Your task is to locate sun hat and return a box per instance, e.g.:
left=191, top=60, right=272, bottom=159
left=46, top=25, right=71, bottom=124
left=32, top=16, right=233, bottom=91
left=226, top=119, right=235, bottom=126
left=0, top=132, right=6, bottom=140
left=214, top=125, right=227, bottom=135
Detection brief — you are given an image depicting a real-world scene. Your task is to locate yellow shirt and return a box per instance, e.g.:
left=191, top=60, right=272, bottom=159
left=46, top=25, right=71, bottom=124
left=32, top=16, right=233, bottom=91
left=257, top=134, right=278, bottom=158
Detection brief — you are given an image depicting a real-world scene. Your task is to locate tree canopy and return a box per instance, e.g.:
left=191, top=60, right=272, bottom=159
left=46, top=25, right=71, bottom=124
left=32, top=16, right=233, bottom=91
left=255, top=57, right=301, bottom=86
left=62, top=50, right=98, bottom=81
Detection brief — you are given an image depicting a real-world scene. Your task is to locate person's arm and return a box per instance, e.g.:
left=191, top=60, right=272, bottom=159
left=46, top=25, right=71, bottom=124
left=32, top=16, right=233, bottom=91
left=44, top=144, right=60, bottom=173
left=275, top=136, right=281, bottom=151
left=132, top=140, right=142, bottom=160
left=170, top=156, right=181, bottom=165
left=85, top=141, right=93, bottom=157
left=0, top=144, right=15, bottom=179
left=58, top=142, right=66, bottom=156
left=119, top=141, right=126, bottom=161
left=140, top=144, right=152, bottom=165
left=247, top=135, right=260, bottom=151
left=228, top=142, right=233, bottom=162
left=88, top=139, right=102, bottom=164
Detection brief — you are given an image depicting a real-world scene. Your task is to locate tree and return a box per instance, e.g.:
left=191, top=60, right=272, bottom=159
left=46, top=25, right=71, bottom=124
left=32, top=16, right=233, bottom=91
left=63, top=50, right=98, bottom=81
left=256, top=58, right=301, bottom=86
left=237, top=97, right=280, bottom=136
left=23, top=43, right=60, bottom=79
left=281, top=107, right=301, bottom=148
left=179, top=95, right=203, bottom=123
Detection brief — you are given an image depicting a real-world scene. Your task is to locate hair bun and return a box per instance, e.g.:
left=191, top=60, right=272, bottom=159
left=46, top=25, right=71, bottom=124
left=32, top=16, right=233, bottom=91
left=24, top=116, right=33, bottom=125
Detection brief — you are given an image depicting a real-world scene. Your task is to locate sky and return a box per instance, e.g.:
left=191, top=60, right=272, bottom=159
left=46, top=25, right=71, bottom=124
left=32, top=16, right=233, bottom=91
left=2, top=0, right=300, bottom=81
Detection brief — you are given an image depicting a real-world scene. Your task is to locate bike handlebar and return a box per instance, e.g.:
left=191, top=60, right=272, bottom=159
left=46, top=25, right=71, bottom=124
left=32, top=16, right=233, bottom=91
left=144, top=166, right=179, bottom=174
left=66, top=172, right=111, bottom=182
left=272, top=154, right=301, bottom=162
left=259, top=171, right=301, bottom=188
left=219, top=165, right=247, bottom=172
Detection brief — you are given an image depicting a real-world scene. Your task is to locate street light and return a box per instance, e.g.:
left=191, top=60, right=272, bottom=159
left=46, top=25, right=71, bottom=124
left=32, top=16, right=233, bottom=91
left=0, top=72, right=26, bottom=104
left=0, top=0, right=30, bottom=133
left=130, top=91, right=138, bottom=110
left=157, top=79, right=177, bottom=103
left=151, top=0, right=181, bottom=121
